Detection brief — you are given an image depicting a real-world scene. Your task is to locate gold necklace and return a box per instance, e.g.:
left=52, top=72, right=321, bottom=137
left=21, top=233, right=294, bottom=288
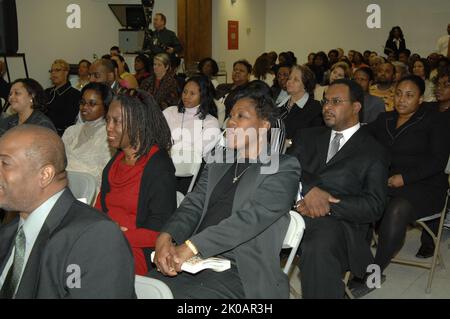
left=233, top=163, right=252, bottom=184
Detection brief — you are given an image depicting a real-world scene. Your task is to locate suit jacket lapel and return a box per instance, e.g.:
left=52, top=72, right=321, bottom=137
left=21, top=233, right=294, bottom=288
left=327, top=129, right=366, bottom=165
left=15, top=188, right=75, bottom=299
left=0, top=217, right=20, bottom=275
left=318, top=129, right=332, bottom=168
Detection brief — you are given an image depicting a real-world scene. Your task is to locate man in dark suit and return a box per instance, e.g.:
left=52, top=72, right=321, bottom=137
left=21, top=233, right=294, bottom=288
left=288, top=79, right=389, bottom=299
left=0, top=125, right=135, bottom=299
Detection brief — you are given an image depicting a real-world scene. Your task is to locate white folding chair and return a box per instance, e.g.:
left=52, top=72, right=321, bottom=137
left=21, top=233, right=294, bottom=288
left=134, top=275, right=174, bottom=299
left=391, top=189, right=449, bottom=294
left=282, top=211, right=305, bottom=299
left=66, top=171, right=97, bottom=205
left=282, top=211, right=305, bottom=274
left=171, top=149, right=202, bottom=193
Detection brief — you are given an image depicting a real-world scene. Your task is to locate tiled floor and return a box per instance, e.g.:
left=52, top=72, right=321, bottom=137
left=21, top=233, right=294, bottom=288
left=289, top=228, right=450, bottom=299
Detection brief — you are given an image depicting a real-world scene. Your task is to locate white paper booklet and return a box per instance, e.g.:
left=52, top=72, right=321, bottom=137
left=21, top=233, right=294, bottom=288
left=151, top=252, right=231, bottom=274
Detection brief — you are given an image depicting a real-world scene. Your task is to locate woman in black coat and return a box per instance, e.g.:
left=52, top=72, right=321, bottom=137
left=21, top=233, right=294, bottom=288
left=367, top=75, right=449, bottom=273
left=384, top=26, right=407, bottom=59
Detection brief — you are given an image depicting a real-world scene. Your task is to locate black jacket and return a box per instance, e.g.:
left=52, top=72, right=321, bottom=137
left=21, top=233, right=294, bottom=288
left=0, top=109, right=56, bottom=137
left=0, top=189, right=135, bottom=298
left=367, top=107, right=449, bottom=217
left=99, top=148, right=177, bottom=268
left=289, top=126, right=389, bottom=277
left=279, top=97, right=324, bottom=139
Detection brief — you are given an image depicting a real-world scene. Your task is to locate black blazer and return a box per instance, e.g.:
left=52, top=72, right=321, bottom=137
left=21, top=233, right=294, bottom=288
left=99, top=148, right=177, bottom=267
left=0, top=189, right=135, bottom=299
left=384, top=38, right=406, bottom=57
left=288, top=126, right=389, bottom=277
left=366, top=107, right=449, bottom=216
left=280, top=97, right=324, bottom=139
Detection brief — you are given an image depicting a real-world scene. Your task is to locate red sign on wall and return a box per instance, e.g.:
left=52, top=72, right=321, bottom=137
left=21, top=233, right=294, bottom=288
left=228, top=20, right=239, bottom=50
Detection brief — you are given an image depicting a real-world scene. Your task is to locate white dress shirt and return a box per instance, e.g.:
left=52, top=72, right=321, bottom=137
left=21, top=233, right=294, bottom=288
left=0, top=190, right=64, bottom=294
left=296, top=123, right=361, bottom=201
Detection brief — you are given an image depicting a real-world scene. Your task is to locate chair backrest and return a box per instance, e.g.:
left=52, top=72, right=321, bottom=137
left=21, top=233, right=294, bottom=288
left=171, top=149, right=202, bottom=193
left=176, top=191, right=185, bottom=208
left=282, top=211, right=305, bottom=274
left=134, top=275, right=174, bottom=299
left=66, top=171, right=97, bottom=205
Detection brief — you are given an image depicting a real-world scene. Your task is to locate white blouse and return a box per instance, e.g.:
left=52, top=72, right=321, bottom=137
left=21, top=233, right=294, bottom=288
left=62, top=118, right=115, bottom=189
left=163, top=105, right=221, bottom=159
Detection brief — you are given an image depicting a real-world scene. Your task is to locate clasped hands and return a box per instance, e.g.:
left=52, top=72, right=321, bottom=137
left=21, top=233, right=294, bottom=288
left=153, top=233, right=195, bottom=277
left=295, top=187, right=340, bottom=218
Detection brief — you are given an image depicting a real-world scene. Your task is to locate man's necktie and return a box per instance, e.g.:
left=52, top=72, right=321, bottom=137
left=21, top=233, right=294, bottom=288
left=327, top=133, right=344, bottom=163
left=0, top=226, right=26, bottom=299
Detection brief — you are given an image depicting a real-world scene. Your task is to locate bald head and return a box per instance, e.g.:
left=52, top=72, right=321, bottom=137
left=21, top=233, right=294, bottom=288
left=0, top=125, right=67, bottom=213
left=89, top=59, right=116, bottom=85
left=4, top=125, right=67, bottom=173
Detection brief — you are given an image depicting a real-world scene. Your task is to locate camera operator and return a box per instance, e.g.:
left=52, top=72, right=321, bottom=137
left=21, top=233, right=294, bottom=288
left=144, top=13, right=182, bottom=61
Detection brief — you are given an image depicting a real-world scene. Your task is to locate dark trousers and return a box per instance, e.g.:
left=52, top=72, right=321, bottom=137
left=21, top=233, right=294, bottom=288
left=299, top=216, right=349, bottom=299
left=148, top=265, right=245, bottom=299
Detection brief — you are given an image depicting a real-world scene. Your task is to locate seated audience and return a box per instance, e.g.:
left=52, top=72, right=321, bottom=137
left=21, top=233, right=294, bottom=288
left=306, top=52, right=316, bottom=70
left=71, top=59, right=91, bottom=91
left=62, top=83, right=114, bottom=188
left=150, top=84, right=300, bottom=299
left=410, top=58, right=436, bottom=102
left=251, top=53, right=275, bottom=86
left=278, top=65, right=323, bottom=141
left=288, top=79, right=389, bottom=299
left=354, top=67, right=385, bottom=123
left=0, top=125, right=135, bottom=298
left=392, top=61, right=409, bottom=83
left=163, top=76, right=221, bottom=194
left=271, top=63, right=291, bottom=104
left=420, top=68, right=450, bottom=255
left=95, top=89, right=177, bottom=276
left=359, top=75, right=450, bottom=297
left=311, top=51, right=330, bottom=85
left=89, top=59, right=122, bottom=94
left=0, top=78, right=55, bottom=136
left=140, top=53, right=179, bottom=110
left=216, top=59, right=252, bottom=118
left=315, top=62, right=352, bottom=100
left=370, top=62, right=396, bottom=111
left=351, top=51, right=369, bottom=73
left=134, top=54, right=153, bottom=86
left=111, top=55, right=139, bottom=89
left=198, top=57, right=220, bottom=88
left=398, top=49, right=411, bottom=65
left=45, top=59, right=81, bottom=136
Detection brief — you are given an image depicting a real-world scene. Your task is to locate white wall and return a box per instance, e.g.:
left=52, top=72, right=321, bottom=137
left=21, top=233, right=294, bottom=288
left=212, top=0, right=266, bottom=83
left=265, top=0, right=450, bottom=64
left=12, top=0, right=177, bottom=87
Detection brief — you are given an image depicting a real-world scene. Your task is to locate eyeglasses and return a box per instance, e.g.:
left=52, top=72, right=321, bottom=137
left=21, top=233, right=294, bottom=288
left=320, top=98, right=352, bottom=107
left=80, top=99, right=100, bottom=107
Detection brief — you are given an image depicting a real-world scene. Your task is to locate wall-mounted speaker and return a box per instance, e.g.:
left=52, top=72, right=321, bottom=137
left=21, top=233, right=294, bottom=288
left=0, top=0, right=18, bottom=55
